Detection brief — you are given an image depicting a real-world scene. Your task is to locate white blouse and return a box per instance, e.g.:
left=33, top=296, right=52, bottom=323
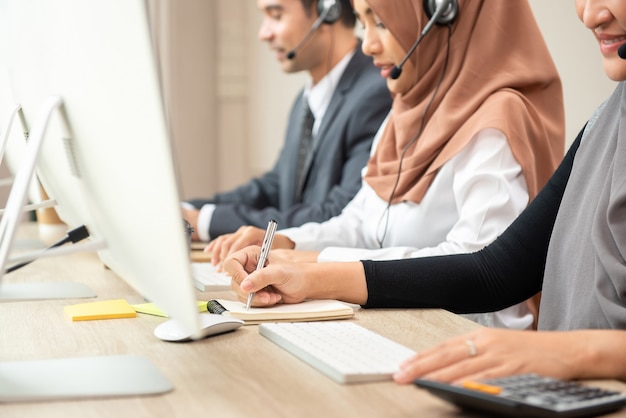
left=280, top=120, right=534, bottom=330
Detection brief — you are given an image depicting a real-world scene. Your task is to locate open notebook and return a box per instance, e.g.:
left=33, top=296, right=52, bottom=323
left=206, top=299, right=355, bottom=325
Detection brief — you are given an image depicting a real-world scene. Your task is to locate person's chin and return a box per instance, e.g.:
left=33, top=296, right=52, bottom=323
left=386, top=80, right=403, bottom=95
left=602, top=59, right=626, bottom=82
left=281, top=62, right=300, bottom=74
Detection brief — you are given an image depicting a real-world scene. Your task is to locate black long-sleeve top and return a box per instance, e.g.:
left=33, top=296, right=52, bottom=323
left=361, top=128, right=584, bottom=314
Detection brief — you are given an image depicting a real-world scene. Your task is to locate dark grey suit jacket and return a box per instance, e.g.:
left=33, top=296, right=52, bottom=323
left=190, top=43, right=392, bottom=238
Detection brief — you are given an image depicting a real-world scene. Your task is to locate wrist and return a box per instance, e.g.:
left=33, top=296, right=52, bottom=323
left=304, top=262, right=367, bottom=305
left=574, top=330, right=626, bottom=380
left=275, top=234, right=296, bottom=250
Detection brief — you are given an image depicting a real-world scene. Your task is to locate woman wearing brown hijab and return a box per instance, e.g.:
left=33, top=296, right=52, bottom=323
left=219, top=0, right=564, bottom=330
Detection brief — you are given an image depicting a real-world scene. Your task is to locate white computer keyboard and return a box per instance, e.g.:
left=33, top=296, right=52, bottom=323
left=259, top=321, right=416, bottom=384
left=191, top=262, right=231, bottom=291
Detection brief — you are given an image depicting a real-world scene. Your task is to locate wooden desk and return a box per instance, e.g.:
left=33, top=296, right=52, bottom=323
left=1, top=223, right=625, bottom=418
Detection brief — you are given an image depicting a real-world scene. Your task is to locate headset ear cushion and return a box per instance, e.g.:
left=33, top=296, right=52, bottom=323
left=423, top=0, right=458, bottom=25
left=317, top=0, right=342, bottom=24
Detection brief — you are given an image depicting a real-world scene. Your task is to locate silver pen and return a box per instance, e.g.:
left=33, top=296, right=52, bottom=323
left=246, top=219, right=278, bottom=310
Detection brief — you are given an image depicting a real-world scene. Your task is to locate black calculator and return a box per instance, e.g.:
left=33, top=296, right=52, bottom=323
left=415, top=374, right=626, bottom=417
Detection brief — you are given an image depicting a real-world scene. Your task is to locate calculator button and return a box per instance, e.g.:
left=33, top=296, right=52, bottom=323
left=461, top=380, right=503, bottom=395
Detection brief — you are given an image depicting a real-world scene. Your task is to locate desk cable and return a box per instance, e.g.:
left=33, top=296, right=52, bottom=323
left=5, top=224, right=90, bottom=274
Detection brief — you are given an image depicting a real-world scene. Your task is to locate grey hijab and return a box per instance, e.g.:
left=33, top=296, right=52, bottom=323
left=539, top=82, right=626, bottom=331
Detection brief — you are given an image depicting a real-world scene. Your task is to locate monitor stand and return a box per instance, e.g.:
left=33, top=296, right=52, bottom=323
left=0, top=98, right=172, bottom=402
left=0, top=355, right=172, bottom=402
left=0, top=104, right=27, bottom=168
left=0, top=282, right=95, bottom=302
left=0, top=98, right=96, bottom=301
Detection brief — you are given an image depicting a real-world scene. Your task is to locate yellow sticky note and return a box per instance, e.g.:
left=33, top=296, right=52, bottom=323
left=64, top=299, right=137, bottom=321
left=132, top=301, right=208, bottom=318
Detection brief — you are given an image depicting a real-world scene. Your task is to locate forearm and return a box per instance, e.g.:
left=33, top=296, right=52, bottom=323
left=361, top=130, right=583, bottom=311
left=527, top=330, right=626, bottom=381
left=303, top=261, right=368, bottom=305
left=574, top=330, right=626, bottom=381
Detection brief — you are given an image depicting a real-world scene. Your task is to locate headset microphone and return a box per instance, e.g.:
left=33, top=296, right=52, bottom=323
left=619, top=43, right=626, bottom=60
left=287, top=0, right=341, bottom=60
left=287, top=17, right=325, bottom=60
left=390, top=0, right=457, bottom=80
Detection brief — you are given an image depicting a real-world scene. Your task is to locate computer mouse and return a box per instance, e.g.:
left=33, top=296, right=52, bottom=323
left=154, top=313, right=243, bottom=342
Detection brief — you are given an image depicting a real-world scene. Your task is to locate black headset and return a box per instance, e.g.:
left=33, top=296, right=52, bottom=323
left=321, top=0, right=460, bottom=26
left=287, top=0, right=343, bottom=59
left=423, top=0, right=459, bottom=25
left=317, top=0, right=342, bottom=25
left=376, top=0, right=459, bottom=248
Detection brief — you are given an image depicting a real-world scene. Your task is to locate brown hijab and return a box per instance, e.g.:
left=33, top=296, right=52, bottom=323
left=363, top=0, right=564, bottom=204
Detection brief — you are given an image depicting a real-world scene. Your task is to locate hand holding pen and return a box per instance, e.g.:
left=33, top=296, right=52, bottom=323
left=245, top=219, right=278, bottom=310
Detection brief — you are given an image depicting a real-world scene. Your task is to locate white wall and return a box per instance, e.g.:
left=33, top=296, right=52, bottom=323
left=528, top=0, right=616, bottom=142
left=245, top=6, right=307, bottom=179
left=0, top=1, right=618, bottom=206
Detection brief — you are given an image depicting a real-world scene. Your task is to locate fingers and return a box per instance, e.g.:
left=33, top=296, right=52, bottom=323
left=239, top=267, right=277, bottom=294
left=232, top=268, right=283, bottom=307
left=445, top=363, right=515, bottom=385
left=222, top=246, right=262, bottom=281
left=229, top=276, right=282, bottom=306
left=394, top=329, right=503, bottom=384
left=220, top=230, right=258, bottom=263
left=207, top=226, right=267, bottom=265
left=394, top=335, right=483, bottom=384
left=245, top=287, right=283, bottom=307
left=205, top=234, right=228, bottom=265
left=213, top=234, right=235, bottom=265
left=206, top=227, right=296, bottom=267
left=393, top=328, right=569, bottom=385
left=223, top=247, right=285, bottom=307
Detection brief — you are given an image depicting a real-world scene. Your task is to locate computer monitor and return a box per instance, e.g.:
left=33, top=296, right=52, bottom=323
left=0, top=0, right=202, bottom=339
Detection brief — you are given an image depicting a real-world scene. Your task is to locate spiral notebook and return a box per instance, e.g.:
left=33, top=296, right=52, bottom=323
left=205, top=299, right=355, bottom=325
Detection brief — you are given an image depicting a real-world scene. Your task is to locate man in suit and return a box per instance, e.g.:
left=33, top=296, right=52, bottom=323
left=183, top=0, right=391, bottom=241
